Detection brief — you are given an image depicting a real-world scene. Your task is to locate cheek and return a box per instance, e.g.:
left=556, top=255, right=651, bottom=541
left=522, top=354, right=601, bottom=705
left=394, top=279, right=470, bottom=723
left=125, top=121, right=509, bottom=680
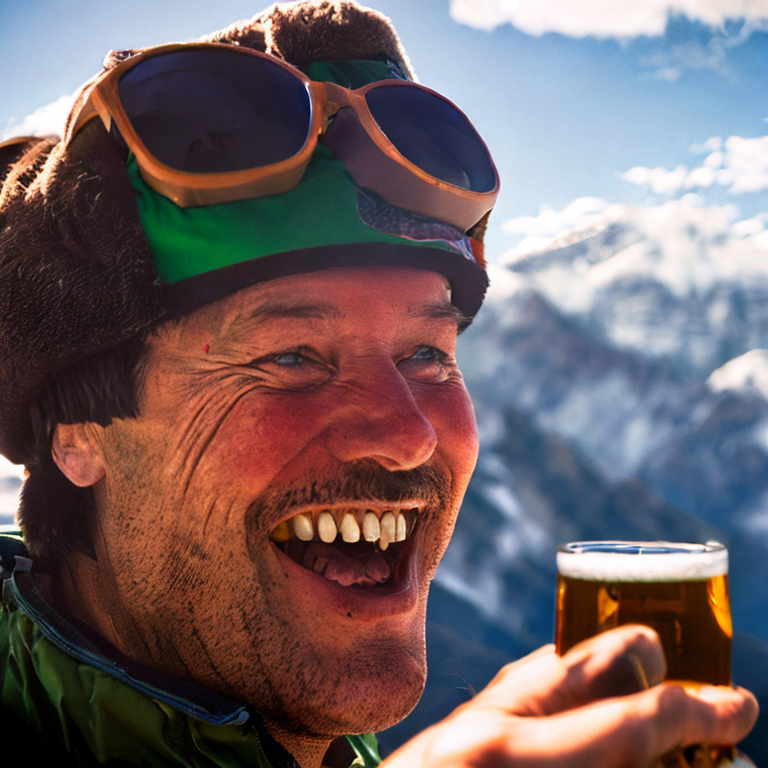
left=417, top=380, right=479, bottom=482
left=190, top=381, right=478, bottom=498
left=203, top=392, right=331, bottom=487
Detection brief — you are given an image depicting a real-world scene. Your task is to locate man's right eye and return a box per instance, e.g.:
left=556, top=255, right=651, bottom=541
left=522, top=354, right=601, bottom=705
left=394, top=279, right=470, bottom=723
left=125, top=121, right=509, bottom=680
left=273, top=351, right=309, bottom=367
left=244, top=348, right=333, bottom=389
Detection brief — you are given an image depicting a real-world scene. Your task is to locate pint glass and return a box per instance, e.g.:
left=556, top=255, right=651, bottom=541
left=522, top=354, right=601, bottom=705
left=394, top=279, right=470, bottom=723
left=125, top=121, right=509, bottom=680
left=554, top=541, right=753, bottom=768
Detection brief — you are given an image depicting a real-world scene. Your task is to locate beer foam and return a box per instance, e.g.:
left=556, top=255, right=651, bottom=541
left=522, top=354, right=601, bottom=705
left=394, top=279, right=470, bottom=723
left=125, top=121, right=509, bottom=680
left=557, top=541, right=728, bottom=581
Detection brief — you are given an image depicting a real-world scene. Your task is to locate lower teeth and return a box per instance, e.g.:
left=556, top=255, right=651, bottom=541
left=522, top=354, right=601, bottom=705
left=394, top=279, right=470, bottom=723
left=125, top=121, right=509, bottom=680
left=280, top=539, right=400, bottom=587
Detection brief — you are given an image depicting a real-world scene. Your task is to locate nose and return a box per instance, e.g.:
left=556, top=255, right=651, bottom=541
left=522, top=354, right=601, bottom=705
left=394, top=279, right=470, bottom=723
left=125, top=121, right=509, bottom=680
left=324, top=359, right=438, bottom=472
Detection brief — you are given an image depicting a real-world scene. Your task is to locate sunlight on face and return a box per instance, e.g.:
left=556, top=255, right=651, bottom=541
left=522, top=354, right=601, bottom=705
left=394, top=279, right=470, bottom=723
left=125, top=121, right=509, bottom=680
left=87, top=267, right=479, bottom=738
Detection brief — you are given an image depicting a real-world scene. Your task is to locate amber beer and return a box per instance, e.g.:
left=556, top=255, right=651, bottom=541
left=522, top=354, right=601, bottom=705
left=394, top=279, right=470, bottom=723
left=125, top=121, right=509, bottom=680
left=555, top=542, right=732, bottom=686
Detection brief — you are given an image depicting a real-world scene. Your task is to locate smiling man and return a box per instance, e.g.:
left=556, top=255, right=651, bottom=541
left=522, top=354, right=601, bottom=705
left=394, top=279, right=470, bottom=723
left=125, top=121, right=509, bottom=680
left=51, top=268, right=476, bottom=765
left=0, top=2, right=757, bottom=767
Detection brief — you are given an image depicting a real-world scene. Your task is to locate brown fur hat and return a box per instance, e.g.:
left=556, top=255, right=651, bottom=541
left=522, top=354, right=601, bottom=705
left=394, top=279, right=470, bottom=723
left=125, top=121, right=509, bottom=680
left=202, top=0, right=414, bottom=77
left=0, top=1, right=416, bottom=465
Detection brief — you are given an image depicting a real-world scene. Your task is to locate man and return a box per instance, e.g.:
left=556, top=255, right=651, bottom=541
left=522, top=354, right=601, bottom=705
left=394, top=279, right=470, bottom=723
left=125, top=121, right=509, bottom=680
left=0, top=2, right=757, bottom=766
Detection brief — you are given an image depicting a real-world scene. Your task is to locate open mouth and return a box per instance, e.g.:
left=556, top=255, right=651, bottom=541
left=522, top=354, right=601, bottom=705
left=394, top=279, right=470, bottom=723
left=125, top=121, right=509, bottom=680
left=270, top=507, right=420, bottom=589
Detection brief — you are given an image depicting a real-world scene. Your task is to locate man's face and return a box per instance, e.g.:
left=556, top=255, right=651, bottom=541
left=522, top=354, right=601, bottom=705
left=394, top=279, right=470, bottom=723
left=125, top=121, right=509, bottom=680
left=86, top=267, right=479, bottom=738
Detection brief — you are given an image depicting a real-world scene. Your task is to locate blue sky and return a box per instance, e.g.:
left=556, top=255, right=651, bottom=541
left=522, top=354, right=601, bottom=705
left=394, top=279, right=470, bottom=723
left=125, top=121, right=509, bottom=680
left=1, top=0, right=767, bottom=261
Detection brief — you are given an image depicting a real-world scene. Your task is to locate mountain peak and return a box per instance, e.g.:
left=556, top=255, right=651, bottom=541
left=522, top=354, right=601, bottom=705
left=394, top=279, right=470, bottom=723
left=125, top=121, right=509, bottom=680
left=708, top=350, right=768, bottom=400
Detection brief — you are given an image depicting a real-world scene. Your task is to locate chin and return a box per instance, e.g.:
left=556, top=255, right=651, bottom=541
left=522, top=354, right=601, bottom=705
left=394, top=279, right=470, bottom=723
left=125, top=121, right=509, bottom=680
left=351, top=650, right=427, bottom=732
left=264, top=632, right=429, bottom=740
left=309, top=657, right=427, bottom=736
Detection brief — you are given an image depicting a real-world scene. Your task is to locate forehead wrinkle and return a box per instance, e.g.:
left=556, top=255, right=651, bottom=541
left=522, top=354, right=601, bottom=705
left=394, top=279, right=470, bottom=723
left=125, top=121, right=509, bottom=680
left=246, top=299, right=344, bottom=323
left=221, top=298, right=346, bottom=341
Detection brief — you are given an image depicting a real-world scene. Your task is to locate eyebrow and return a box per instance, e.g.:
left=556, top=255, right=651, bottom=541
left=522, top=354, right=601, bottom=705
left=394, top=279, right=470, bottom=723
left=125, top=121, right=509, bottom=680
left=413, top=302, right=472, bottom=332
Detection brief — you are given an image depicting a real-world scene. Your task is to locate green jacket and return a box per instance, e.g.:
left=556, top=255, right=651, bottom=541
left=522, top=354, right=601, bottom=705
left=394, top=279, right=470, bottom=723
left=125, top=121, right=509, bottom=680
left=0, top=534, right=380, bottom=768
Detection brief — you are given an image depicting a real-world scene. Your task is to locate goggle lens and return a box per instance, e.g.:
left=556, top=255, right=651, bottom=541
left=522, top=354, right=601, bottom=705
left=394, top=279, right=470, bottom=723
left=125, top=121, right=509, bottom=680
left=117, top=49, right=312, bottom=173
left=364, top=84, right=497, bottom=193
left=75, top=43, right=498, bottom=225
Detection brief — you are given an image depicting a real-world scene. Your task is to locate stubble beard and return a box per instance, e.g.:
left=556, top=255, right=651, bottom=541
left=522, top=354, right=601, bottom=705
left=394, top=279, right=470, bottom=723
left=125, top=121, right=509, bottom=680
left=236, top=460, right=456, bottom=737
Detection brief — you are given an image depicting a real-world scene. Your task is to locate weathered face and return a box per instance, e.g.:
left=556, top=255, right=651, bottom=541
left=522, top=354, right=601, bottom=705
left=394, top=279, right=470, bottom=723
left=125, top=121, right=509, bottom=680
left=85, top=267, right=479, bottom=739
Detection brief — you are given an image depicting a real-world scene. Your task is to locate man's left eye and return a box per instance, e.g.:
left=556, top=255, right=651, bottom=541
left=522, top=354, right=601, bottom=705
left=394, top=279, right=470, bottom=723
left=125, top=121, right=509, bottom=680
left=410, top=346, right=442, bottom=361
left=398, top=346, right=449, bottom=379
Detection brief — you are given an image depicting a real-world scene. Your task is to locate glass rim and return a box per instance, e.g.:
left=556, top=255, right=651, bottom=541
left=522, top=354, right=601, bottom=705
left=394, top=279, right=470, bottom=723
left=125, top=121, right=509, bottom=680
left=556, top=540, right=728, bottom=581
left=557, top=540, right=726, bottom=555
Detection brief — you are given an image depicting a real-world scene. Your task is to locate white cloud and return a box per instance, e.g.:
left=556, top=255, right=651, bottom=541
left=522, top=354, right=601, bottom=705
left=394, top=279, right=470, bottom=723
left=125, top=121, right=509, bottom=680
left=450, top=0, right=768, bottom=36
left=684, top=165, right=716, bottom=188
left=1, top=93, right=75, bottom=142
left=622, top=164, right=688, bottom=194
left=637, top=35, right=731, bottom=81
left=690, top=136, right=723, bottom=153
left=703, top=150, right=723, bottom=168
left=622, top=134, right=768, bottom=195
left=500, top=196, right=626, bottom=255
left=502, top=196, right=612, bottom=236
left=731, top=214, right=767, bottom=238
left=720, top=135, right=768, bottom=193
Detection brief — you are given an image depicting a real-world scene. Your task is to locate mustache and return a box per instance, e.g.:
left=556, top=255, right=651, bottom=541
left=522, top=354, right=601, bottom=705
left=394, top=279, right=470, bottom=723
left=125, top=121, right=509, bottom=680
left=246, top=461, right=449, bottom=525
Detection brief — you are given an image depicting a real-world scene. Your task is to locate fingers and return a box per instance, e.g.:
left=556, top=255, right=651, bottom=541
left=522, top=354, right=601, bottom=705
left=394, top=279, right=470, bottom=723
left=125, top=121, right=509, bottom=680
left=476, top=625, right=666, bottom=716
left=559, top=625, right=667, bottom=705
left=383, top=681, right=758, bottom=768
left=383, top=626, right=757, bottom=768
left=503, top=682, right=759, bottom=768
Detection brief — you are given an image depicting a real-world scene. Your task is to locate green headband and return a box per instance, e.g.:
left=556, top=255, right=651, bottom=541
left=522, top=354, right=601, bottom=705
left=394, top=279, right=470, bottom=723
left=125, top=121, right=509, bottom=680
left=128, top=59, right=488, bottom=318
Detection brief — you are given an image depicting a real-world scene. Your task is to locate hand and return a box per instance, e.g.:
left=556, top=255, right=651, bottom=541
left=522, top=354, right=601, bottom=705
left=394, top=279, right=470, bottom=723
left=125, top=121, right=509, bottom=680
left=381, top=625, right=758, bottom=768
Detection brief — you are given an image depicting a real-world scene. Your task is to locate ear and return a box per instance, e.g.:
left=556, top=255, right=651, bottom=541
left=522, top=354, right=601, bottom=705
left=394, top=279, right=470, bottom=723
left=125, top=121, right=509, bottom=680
left=51, top=423, right=106, bottom=487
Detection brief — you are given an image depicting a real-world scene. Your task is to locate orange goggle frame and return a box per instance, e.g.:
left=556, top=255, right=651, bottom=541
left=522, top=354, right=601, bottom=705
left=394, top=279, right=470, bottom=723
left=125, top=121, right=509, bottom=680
left=68, top=42, right=499, bottom=233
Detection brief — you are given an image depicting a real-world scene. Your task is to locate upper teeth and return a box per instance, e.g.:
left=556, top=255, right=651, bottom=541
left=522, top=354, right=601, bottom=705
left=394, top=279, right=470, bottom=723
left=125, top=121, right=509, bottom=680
left=292, top=514, right=313, bottom=541
left=318, top=511, right=337, bottom=543
left=363, top=512, right=380, bottom=542
left=271, top=508, right=418, bottom=547
left=340, top=513, right=360, bottom=543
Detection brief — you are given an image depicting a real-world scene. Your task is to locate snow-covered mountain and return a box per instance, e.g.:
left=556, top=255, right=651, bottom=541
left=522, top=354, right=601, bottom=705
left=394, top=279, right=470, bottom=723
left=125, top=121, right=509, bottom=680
left=456, top=199, right=768, bottom=552
left=387, top=199, right=768, bottom=759
left=500, top=198, right=768, bottom=379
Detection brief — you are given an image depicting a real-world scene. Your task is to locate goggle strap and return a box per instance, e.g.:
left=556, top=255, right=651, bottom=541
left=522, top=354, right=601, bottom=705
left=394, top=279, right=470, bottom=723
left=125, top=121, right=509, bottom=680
left=467, top=210, right=491, bottom=247
left=469, top=237, right=485, bottom=268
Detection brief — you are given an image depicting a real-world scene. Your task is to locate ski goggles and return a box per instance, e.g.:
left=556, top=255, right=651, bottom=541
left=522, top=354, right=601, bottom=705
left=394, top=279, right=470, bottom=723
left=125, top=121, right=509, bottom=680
left=69, top=42, right=499, bottom=233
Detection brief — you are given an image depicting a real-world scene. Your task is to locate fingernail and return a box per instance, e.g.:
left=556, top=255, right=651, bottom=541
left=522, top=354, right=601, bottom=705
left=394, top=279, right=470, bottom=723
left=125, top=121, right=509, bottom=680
left=626, top=652, right=651, bottom=690
left=628, top=646, right=666, bottom=689
left=589, top=651, right=661, bottom=699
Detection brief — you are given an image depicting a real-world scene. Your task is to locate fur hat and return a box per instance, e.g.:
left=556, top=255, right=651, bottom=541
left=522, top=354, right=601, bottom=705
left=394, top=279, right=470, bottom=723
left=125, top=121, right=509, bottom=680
left=0, top=1, right=469, bottom=465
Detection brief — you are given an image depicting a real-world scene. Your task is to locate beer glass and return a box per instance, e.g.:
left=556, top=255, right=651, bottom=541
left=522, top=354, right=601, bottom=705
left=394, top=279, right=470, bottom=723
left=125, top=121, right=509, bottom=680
left=555, top=541, right=754, bottom=768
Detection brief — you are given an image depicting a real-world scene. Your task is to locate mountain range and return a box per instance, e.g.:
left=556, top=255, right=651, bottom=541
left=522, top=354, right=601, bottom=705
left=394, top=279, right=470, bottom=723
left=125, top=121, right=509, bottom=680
left=380, top=203, right=768, bottom=761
